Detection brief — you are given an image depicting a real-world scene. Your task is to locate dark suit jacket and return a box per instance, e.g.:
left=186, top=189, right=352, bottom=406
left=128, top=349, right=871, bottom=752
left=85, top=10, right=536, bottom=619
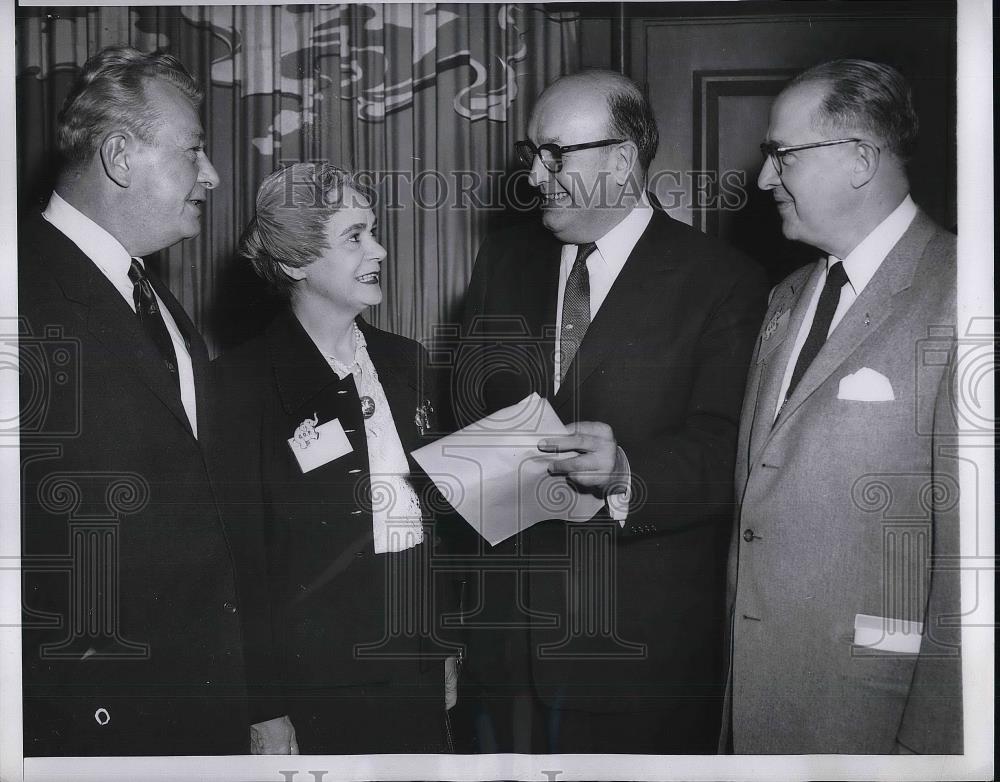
left=455, top=208, right=769, bottom=723
left=18, top=211, right=249, bottom=756
left=209, top=310, right=457, bottom=748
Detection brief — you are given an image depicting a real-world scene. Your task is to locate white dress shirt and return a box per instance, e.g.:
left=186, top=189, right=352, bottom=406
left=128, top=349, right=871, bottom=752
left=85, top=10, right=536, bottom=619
left=552, top=195, right=653, bottom=524
left=326, top=324, right=425, bottom=554
left=774, top=194, right=918, bottom=419
left=42, top=192, right=199, bottom=436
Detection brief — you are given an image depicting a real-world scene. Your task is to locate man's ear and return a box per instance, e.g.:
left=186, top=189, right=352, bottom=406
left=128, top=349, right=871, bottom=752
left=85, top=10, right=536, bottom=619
left=100, top=133, right=132, bottom=188
left=850, top=141, right=880, bottom=188
left=612, top=141, right=639, bottom=186
left=278, top=261, right=307, bottom=283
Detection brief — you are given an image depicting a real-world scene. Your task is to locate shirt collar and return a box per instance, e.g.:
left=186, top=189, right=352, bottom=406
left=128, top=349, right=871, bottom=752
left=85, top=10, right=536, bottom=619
left=590, top=191, right=654, bottom=274
left=42, top=191, right=137, bottom=285
left=326, top=322, right=369, bottom=380
left=829, top=194, right=917, bottom=294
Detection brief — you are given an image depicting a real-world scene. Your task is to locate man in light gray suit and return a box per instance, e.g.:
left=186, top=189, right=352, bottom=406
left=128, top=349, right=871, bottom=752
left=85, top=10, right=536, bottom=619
left=722, top=60, right=962, bottom=754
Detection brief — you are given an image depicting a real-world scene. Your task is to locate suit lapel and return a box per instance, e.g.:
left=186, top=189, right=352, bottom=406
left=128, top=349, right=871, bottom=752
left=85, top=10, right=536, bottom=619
left=267, top=309, right=345, bottom=415
left=771, top=213, right=934, bottom=433
left=747, top=262, right=823, bottom=461
left=553, top=211, right=677, bottom=415
left=38, top=223, right=195, bottom=438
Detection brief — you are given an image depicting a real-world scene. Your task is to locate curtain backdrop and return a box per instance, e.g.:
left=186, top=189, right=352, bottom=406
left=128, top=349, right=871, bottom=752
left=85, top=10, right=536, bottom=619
left=16, top=4, right=581, bottom=353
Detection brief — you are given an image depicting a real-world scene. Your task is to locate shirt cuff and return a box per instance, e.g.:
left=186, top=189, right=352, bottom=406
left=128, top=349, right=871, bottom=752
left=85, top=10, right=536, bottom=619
left=606, top=446, right=631, bottom=527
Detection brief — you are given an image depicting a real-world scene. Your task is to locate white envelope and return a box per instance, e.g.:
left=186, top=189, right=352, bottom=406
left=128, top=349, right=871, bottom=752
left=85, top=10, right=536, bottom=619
left=412, top=393, right=604, bottom=546
left=853, top=613, right=923, bottom=654
left=287, top=417, right=353, bottom=473
left=837, top=367, right=895, bottom=401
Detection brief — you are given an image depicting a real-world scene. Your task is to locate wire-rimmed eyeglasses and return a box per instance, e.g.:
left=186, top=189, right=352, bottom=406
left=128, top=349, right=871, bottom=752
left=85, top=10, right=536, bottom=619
left=759, top=138, right=873, bottom=176
left=514, top=138, right=625, bottom=173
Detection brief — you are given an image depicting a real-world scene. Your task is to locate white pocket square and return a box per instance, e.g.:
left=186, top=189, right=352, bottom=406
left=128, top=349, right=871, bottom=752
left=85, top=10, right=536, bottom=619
left=837, top=367, right=895, bottom=401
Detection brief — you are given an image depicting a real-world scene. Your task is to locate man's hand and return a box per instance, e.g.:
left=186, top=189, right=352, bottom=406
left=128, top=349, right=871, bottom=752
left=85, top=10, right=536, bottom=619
left=444, top=655, right=459, bottom=710
left=250, top=715, right=299, bottom=755
left=539, top=421, right=627, bottom=495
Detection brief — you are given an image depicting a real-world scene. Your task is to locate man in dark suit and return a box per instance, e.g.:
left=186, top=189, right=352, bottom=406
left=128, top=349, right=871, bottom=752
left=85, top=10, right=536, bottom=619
left=722, top=60, right=962, bottom=754
left=18, top=46, right=290, bottom=756
left=453, top=70, right=768, bottom=754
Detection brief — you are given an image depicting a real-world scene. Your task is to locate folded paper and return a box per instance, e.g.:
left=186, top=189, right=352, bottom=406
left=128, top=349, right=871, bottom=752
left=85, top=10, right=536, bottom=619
left=412, top=393, right=604, bottom=546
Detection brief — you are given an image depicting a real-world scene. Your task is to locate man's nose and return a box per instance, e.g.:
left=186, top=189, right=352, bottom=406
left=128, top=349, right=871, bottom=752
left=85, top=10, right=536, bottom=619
left=757, top=156, right=779, bottom=191
left=199, top=154, right=221, bottom=190
left=527, top=153, right=549, bottom=188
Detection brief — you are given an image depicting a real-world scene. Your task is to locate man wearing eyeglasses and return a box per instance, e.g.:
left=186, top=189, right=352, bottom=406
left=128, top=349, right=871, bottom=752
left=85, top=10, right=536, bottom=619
left=722, top=60, right=962, bottom=753
left=452, top=70, right=768, bottom=754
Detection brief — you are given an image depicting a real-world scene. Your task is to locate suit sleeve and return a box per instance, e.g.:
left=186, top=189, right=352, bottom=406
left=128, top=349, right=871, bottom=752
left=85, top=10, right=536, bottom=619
left=896, top=360, right=963, bottom=753
left=622, top=258, right=769, bottom=532
left=206, top=358, right=287, bottom=726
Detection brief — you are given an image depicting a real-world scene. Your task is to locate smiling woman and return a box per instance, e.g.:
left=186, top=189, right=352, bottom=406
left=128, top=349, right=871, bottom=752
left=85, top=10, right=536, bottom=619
left=207, top=162, right=458, bottom=754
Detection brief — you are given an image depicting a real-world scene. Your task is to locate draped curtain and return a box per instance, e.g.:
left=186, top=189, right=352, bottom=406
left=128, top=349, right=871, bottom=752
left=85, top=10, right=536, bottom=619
left=15, top=5, right=580, bottom=353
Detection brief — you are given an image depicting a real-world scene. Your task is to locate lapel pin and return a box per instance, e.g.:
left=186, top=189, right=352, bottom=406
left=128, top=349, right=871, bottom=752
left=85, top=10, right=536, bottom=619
left=360, top=396, right=376, bottom=419
left=864, top=312, right=871, bottom=326
left=762, top=311, right=785, bottom=341
left=292, top=413, right=320, bottom=449
left=415, top=399, right=435, bottom=436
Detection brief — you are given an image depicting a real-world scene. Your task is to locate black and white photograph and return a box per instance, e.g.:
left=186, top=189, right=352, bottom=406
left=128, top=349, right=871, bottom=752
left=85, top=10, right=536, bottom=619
left=0, top=1, right=992, bottom=780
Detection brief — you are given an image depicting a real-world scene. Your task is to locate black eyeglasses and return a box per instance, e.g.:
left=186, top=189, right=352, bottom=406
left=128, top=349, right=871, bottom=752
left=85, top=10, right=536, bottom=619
left=759, top=138, right=872, bottom=176
left=514, top=138, right=625, bottom=173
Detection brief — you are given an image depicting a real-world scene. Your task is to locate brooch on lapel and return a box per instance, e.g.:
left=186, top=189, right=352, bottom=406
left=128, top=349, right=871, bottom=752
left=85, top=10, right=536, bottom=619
left=762, top=310, right=786, bottom=341
left=415, top=399, right=435, bottom=436
left=292, top=413, right=320, bottom=449
left=360, top=396, right=376, bottom=419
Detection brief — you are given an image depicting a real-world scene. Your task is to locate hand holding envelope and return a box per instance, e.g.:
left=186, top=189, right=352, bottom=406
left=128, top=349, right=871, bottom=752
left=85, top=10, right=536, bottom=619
left=411, top=393, right=604, bottom=546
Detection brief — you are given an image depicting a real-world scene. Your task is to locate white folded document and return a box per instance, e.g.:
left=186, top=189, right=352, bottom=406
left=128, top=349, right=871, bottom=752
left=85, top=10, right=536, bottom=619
left=411, top=393, right=604, bottom=546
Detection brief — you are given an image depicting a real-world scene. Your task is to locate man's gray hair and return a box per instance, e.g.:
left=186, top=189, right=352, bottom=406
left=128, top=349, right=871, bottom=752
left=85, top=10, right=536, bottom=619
left=57, top=45, right=203, bottom=167
left=791, top=59, right=919, bottom=161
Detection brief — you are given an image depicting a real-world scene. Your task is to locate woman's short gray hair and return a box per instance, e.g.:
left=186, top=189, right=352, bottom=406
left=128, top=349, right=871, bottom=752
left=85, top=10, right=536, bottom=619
left=239, top=163, right=374, bottom=293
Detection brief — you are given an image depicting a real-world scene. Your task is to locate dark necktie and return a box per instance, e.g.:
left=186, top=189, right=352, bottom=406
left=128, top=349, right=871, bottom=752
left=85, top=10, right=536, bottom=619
left=783, top=260, right=850, bottom=405
left=128, top=259, right=179, bottom=382
left=558, top=242, right=597, bottom=386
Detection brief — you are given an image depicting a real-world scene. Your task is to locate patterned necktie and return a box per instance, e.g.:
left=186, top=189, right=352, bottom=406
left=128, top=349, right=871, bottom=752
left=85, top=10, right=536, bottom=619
left=128, top=259, right=179, bottom=383
left=783, top=260, right=850, bottom=405
left=559, top=242, right=597, bottom=386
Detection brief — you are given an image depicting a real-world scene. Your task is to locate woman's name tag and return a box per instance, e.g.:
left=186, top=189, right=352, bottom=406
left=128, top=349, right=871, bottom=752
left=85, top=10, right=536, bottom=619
left=287, top=416, right=353, bottom=473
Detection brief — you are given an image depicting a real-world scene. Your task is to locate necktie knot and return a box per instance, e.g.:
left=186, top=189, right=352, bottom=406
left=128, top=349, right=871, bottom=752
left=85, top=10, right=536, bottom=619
left=827, top=260, right=849, bottom=289
left=574, top=242, right=598, bottom=268
left=128, top=258, right=147, bottom=286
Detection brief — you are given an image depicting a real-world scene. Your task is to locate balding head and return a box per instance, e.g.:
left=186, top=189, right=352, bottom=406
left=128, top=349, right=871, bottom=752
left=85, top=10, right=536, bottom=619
left=536, top=71, right=659, bottom=174
left=525, top=70, right=658, bottom=243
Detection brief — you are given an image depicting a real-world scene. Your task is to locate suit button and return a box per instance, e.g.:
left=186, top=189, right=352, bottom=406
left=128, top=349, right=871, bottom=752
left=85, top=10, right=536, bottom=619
left=743, top=529, right=755, bottom=542
left=223, top=601, right=238, bottom=614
